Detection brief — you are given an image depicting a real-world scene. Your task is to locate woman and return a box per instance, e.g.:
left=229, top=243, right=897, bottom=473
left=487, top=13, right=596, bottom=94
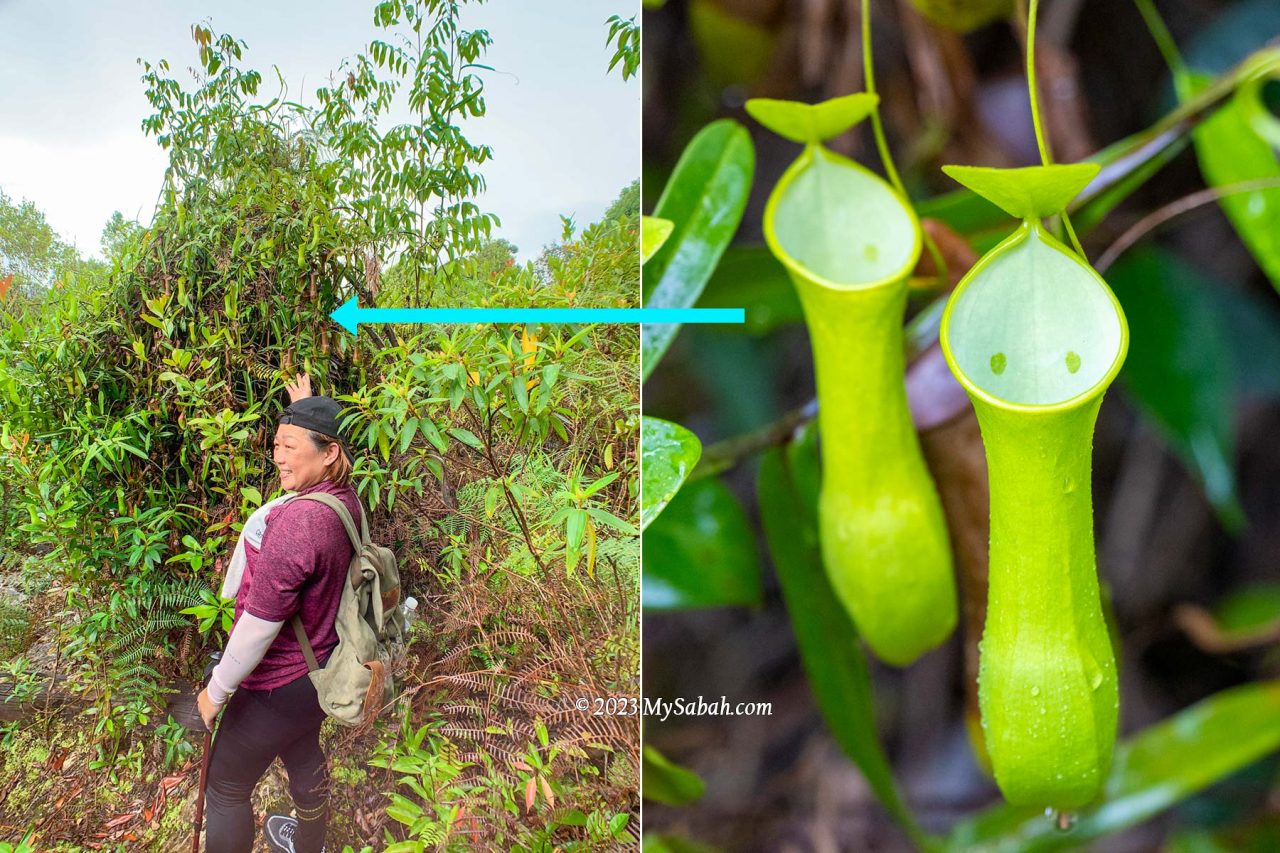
left=197, top=387, right=361, bottom=853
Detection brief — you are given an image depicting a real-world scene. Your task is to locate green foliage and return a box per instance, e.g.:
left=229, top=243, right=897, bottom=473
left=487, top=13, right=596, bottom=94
left=642, top=477, right=761, bottom=609
left=644, top=1, right=1280, bottom=846
left=642, top=121, right=754, bottom=378
left=605, top=14, right=641, bottom=81
left=756, top=424, right=926, bottom=844
left=641, top=746, right=704, bottom=806
left=0, top=15, right=639, bottom=839
left=639, top=418, right=700, bottom=530
left=0, top=601, right=31, bottom=659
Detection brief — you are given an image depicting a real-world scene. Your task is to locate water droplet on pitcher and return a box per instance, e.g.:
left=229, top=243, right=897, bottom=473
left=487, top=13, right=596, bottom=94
left=1030, top=686, right=1041, bottom=697
left=991, top=352, right=1007, bottom=375
left=1065, top=351, right=1081, bottom=373
left=1090, top=671, right=1104, bottom=690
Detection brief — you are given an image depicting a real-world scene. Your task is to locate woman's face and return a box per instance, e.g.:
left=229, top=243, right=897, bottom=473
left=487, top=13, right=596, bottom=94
left=273, top=423, right=340, bottom=491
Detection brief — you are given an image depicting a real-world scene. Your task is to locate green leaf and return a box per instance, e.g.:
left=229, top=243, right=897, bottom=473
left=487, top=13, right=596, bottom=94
left=511, top=375, right=529, bottom=414
left=641, top=216, right=674, bottom=264
left=565, top=507, right=587, bottom=574
left=447, top=427, right=484, bottom=451
left=745, top=93, right=880, bottom=145
left=756, top=424, right=928, bottom=845
left=240, top=486, right=263, bottom=507
left=949, top=680, right=1280, bottom=852
left=941, top=163, right=1100, bottom=221
left=419, top=418, right=448, bottom=453
left=642, top=477, right=762, bottom=610
left=541, top=363, right=560, bottom=392
left=397, top=418, right=417, bottom=453
left=582, top=470, right=620, bottom=498
left=584, top=506, right=637, bottom=535
left=642, top=745, right=705, bottom=806
left=1183, top=71, right=1280, bottom=294
left=640, top=418, right=701, bottom=531
left=643, top=120, right=755, bottom=380
left=1107, top=247, right=1243, bottom=528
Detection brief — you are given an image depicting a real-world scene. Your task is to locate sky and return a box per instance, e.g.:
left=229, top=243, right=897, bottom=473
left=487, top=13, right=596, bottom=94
left=0, top=0, right=639, bottom=261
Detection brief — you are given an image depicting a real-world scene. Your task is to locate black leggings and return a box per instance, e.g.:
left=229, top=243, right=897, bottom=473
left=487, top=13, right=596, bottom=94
left=205, top=673, right=328, bottom=853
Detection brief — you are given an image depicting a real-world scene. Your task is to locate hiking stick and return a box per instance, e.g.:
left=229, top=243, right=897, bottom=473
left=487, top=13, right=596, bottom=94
left=193, top=727, right=213, bottom=853
left=192, top=651, right=221, bottom=853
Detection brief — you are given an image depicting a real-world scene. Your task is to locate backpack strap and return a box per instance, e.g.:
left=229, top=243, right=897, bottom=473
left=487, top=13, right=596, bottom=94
left=293, top=617, right=321, bottom=673
left=292, top=492, right=366, bottom=551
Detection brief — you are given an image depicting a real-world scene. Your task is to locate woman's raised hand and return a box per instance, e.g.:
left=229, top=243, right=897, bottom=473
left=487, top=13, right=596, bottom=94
left=285, top=373, right=313, bottom=403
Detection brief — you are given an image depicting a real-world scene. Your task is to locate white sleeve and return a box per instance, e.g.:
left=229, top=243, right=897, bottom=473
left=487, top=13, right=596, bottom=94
left=206, top=612, right=285, bottom=706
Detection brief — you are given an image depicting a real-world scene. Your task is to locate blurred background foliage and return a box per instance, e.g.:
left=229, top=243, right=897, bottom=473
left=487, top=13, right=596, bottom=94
left=641, top=0, right=1280, bottom=850
left=0, top=2, right=640, bottom=848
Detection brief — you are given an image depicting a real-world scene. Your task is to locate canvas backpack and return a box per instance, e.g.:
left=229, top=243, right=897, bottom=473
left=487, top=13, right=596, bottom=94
left=288, top=492, right=405, bottom=727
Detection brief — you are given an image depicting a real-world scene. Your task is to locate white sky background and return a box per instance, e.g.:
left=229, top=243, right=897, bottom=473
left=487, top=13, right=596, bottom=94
left=0, top=0, right=639, bottom=262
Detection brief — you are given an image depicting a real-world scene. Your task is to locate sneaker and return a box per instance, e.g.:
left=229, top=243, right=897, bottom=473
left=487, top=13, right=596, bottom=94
left=264, top=814, right=298, bottom=853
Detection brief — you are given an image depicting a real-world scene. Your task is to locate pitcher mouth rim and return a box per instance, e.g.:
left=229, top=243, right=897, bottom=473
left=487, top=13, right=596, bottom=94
left=939, top=220, right=1130, bottom=415
left=763, top=143, right=923, bottom=293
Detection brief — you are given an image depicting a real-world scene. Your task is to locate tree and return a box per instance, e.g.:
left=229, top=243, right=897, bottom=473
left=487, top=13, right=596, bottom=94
left=99, top=212, right=143, bottom=261
left=0, top=188, right=80, bottom=296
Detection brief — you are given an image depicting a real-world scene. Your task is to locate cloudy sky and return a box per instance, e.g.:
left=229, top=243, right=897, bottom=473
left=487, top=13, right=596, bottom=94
left=0, top=0, right=639, bottom=261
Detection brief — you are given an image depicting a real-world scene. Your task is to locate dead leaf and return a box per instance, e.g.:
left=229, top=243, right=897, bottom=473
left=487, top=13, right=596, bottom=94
left=538, top=776, right=554, bottom=809
left=524, top=776, right=537, bottom=813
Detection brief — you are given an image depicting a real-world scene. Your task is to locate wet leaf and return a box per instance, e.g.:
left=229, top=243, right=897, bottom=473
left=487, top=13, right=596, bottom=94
left=948, top=679, right=1280, bottom=852
left=643, top=477, right=762, bottom=610
left=640, top=417, right=701, bottom=531
left=643, top=120, right=754, bottom=380
left=1181, top=72, right=1280, bottom=294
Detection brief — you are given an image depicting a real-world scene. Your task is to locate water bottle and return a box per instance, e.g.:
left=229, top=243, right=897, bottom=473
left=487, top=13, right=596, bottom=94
left=401, top=596, right=419, bottom=631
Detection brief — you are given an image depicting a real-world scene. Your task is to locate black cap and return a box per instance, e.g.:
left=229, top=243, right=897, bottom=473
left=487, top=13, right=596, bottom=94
left=279, top=396, right=354, bottom=462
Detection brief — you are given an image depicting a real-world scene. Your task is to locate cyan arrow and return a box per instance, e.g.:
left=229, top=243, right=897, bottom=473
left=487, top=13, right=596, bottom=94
left=330, top=297, right=745, bottom=336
